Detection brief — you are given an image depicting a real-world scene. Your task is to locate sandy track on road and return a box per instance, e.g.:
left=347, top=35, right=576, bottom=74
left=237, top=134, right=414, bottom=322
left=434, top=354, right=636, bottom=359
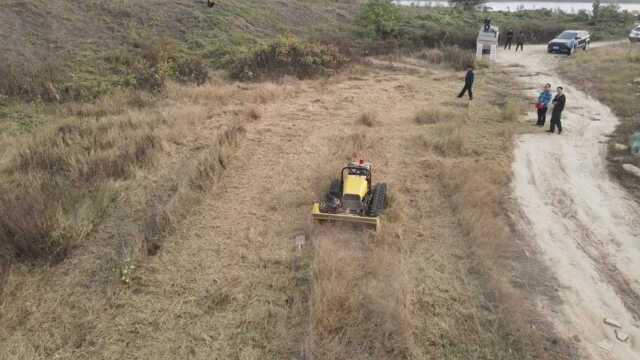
left=500, top=44, right=640, bottom=359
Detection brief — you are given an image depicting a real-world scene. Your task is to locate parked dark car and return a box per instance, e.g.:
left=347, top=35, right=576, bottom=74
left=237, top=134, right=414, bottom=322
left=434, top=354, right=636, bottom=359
left=630, top=25, right=640, bottom=42
left=548, top=30, right=591, bottom=55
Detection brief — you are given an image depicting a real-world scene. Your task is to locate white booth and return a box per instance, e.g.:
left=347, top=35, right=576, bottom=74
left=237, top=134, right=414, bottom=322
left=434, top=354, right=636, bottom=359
left=476, top=25, right=499, bottom=62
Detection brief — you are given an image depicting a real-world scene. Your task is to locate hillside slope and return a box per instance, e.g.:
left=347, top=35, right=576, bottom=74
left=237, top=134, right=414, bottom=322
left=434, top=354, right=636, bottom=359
left=0, top=0, right=361, bottom=100
left=1, top=0, right=359, bottom=59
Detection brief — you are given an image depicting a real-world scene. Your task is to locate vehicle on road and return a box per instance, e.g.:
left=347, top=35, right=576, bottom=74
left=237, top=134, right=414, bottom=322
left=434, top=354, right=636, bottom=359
left=630, top=25, right=640, bottom=42
left=548, top=30, right=591, bottom=55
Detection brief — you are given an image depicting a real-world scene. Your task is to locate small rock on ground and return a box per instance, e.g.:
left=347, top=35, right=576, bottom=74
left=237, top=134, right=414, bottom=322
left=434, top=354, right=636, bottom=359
left=622, top=164, right=640, bottom=178
left=615, top=329, right=630, bottom=343
left=614, top=143, right=629, bottom=151
left=604, top=318, right=623, bottom=328
left=597, top=339, right=614, bottom=352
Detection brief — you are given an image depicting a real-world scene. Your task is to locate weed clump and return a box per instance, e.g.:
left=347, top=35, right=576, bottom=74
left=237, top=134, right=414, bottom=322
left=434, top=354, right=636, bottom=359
left=230, top=35, right=349, bottom=81
left=422, top=121, right=474, bottom=157
left=176, top=56, right=209, bottom=85
left=416, top=47, right=475, bottom=70
left=358, top=112, right=378, bottom=127
left=417, top=48, right=444, bottom=64
left=414, top=108, right=444, bottom=125
left=501, top=99, right=523, bottom=122
left=414, top=107, right=466, bottom=125
left=246, top=108, right=262, bottom=121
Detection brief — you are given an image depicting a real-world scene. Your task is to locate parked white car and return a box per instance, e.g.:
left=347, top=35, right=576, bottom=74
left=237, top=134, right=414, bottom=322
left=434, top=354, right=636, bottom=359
left=630, top=25, right=640, bottom=43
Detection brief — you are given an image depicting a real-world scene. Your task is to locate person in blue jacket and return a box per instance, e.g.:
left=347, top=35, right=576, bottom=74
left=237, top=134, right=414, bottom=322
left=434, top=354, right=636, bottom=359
left=536, top=83, right=553, bottom=126
left=457, top=66, right=474, bottom=100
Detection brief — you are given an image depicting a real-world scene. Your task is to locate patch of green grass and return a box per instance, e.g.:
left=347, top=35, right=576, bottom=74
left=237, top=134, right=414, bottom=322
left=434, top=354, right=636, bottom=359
left=0, top=101, right=50, bottom=135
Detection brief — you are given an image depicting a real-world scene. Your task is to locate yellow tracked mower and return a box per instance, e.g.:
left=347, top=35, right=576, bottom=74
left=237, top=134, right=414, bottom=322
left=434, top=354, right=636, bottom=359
left=312, top=160, right=387, bottom=231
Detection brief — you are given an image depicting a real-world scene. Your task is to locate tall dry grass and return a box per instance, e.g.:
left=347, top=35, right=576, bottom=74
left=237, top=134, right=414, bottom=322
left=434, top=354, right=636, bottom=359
left=305, top=131, right=415, bottom=359
left=416, top=69, right=574, bottom=358
left=144, top=123, right=245, bottom=255
left=0, top=78, right=288, bottom=264
left=421, top=120, right=476, bottom=157
left=0, top=56, right=66, bottom=102
left=414, top=107, right=466, bottom=125
left=307, top=230, right=414, bottom=359
left=417, top=47, right=476, bottom=70
left=61, top=90, right=155, bottom=118
left=0, top=112, right=164, bottom=262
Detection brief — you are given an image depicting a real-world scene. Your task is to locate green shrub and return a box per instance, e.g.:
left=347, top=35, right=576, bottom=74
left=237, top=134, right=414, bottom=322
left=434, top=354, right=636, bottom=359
left=357, top=0, right=401, bottom=40
left=129, top=38, right=179, bottom=92
left=230, top=35, right=349, bottom=81
left=130, top=62, right=165, bottom=93
left=177, top=56, right=209, bottom=85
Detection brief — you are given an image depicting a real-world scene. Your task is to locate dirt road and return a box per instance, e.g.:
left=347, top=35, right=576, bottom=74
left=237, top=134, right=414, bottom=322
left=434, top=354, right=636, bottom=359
left=499, top=44, right=640, bottom=359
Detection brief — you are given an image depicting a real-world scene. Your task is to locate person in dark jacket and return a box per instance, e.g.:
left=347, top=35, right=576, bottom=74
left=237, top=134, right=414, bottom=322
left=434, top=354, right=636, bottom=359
left=457, top=66, right=474, bottom=100
left=483, top=18, right=491, bottom=32
left=515, top=31, right=525, bottom=52
left=504, top=29, right=514, bottom=50
left=547, top=86, right=566, bottom=134
left=536, top=83, right=553, bottom=126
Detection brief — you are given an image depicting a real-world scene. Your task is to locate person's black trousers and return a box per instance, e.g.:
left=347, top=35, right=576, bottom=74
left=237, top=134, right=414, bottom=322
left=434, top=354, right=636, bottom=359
left=549, top=110, right=563, bottom=133
left=504, top=39, right=512, bottom=50
left=457, top=84, right=473, bottom=100
left=536, top=107, right=547, bottom=126
left=515, top=42, right=523, bottom=52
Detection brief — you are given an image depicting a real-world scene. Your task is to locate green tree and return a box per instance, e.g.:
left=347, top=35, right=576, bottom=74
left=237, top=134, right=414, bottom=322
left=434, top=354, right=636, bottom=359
left=592, top=0, right=601, bottom=23
left=357, top=0, right=401, bottom=40
left=449, top=0, right=484, bottom=10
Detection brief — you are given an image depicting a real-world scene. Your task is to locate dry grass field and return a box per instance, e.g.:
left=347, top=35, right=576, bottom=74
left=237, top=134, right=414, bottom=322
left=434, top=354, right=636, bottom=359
left=0, top=58, right=574, bottom=359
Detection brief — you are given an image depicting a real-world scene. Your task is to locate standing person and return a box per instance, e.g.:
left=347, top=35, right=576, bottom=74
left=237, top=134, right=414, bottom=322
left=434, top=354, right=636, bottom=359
left=504, top=29, right=514, bottom=50
left=547, top=87, right=566, bottom=134
left=568, top=37, right=577, bottom=55
left=536, top=83, right=553, bottom=126
left=483, top=18, right=491, bottom=32
left=515, top=31, right=525, bottom=52
left=457, top=66, right=474, bottom=100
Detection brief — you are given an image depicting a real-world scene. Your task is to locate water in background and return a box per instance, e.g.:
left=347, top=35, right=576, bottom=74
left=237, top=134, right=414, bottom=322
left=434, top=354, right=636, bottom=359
left=393, top=0, right=640, bottom=13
